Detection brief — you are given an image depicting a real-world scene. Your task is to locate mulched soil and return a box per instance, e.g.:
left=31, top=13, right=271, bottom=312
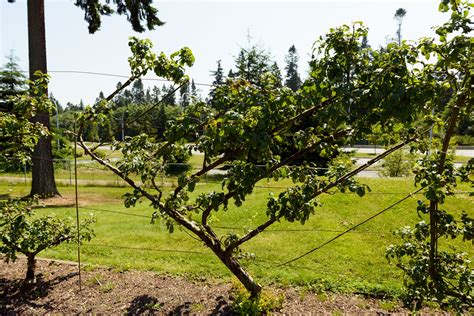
left=1, top=257, right=434, bottom=315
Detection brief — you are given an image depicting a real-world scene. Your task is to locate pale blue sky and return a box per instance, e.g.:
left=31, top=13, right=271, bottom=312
left=1, top=0, right=445, bottom=106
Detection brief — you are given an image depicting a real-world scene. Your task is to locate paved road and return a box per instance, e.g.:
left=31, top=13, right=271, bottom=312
left=344, top=146, right=474, bottom=157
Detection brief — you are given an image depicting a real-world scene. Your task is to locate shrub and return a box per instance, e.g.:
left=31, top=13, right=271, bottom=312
left=230, top=281, right=284, bottom=315
left=0, top=197, right=95, bottom=283
left=379, top=149, right=416, bottom=177
left=454, top=134, right=474, bottom=146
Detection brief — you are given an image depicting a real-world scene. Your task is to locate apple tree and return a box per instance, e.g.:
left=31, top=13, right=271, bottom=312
left=78, top=23, right=432, bottom=298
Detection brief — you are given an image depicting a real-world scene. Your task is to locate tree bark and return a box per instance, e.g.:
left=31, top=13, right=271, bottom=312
left=208, top=241, right=262, bottom=298
left=428, top=95, right=464, bottom=280
left=224, top=256, right=262, bottom=298
left=27, top=0, right=59, bottom=197
left=26, top=253, right=36, bottom=282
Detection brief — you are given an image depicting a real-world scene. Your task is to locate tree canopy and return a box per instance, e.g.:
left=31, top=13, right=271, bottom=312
left=73, top=0, right=471, bottom=309
left=74, top=0, right=164, bottom=34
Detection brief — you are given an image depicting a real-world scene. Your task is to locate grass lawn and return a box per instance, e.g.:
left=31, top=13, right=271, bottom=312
left=1, top=177, right=472, bottom=297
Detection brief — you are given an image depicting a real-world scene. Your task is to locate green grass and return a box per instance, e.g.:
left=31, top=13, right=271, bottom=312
left=2, top=177, right=471, bottom=297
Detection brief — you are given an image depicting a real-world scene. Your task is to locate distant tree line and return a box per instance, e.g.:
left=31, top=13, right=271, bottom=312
left=1, top=34, right=472, bottom=172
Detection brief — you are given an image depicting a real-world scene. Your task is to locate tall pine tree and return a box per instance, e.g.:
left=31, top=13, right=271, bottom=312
left=0, top=52, right=27, bottom=107
left=234, top=44, right=274, bottom=87
left=7, top=0, right=165, bottom=197
left=209, top=60, right=225, bottom=100
left=394, top=8, right=407, bottom=45
left=284, top=45, right=302, bottom=92
left=179, top=81, right=190, bottom=107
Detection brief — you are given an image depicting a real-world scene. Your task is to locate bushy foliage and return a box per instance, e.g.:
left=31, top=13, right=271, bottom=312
left=386, top=0, right=473, bottom=311
left=379, top=149, right=416, bottom=177
left=78, top=1, right=472, bottom=304
left=230, top=281, right=284, bottom=315
left=0, top=72, right=51, bottom=168
left=0, top=197, right=95, bottom=281
left=386, top=212, right=473, bottom=310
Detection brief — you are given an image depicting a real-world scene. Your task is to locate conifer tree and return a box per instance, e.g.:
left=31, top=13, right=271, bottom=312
left=270, top=61, right=283, bottom=87
left=7, top=0, right=165, bottom=197
left=179, top=82, right=190, bottom=107
left=284, top=45, right=302, bottom=92
left=0, top=52, right=27, bottom=107
left=131, top=78, right=145, bottom=104
left=209, top=60, right=225, bottom=100
left=190, top=79, right=198, bottom=101
left=394, top=8, right=407, bottom=45
left=162, top=85, right=176, bottom=106
left=234, top=44, right=274, bottom=87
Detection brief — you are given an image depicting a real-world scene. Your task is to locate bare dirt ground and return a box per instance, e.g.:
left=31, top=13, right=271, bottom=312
left=1, top=257, right=440, bottom=315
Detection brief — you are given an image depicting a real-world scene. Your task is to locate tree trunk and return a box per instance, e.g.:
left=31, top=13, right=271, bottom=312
left=224, top=256, right=262, bottom=298
left=27, top=0, right=59, bottom=197
left=210, top=244, right=262, bottom=298
left=26, top=253, right=36, bottom=282
left=197, top=231, right=262, bottom=298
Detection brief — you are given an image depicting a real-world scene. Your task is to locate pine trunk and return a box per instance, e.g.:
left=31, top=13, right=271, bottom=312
left=27, top=0, right=59, bottom=197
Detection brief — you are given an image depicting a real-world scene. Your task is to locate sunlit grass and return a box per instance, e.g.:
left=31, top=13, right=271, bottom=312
left=2, top=177, right=471, bottom=297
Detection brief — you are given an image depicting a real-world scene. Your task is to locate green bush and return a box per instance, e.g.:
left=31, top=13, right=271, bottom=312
left=230, top=281, right=284, bottom=315
left=164, top=162, right=192, bottom=176
left=0, top=197, right=95, bottom=282
left=379, top=149, right=416, bottom=177
left=454, top=134, right=474, bottom=146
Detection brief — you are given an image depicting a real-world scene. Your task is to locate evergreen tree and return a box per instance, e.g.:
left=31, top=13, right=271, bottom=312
left=284, top=45, right=302, bottom=92
left=152, top=85, right=161, bottom=103
left=95, top=91, right=105, bottom=103
left=49, top=93, right=63, bottom=113
left=0, top=52, right=27, bottom=108
left=227, top=69, right=236, bottom=79
left=361, top=35, right=370, bottom=49
left=155, top=103, right=167, bottom=140
left=234, top=44, right=274, bottom=87
left=145, top=87, right=152, bottom=103
left=191, top=79, right=198, bottom=101
left=131, top=78, right=145, bottom=104
left=209, top=60, right=225, bottom=99
left=212, top=60, right=224, bottom=86
left=179, top=81, right=190, bottom=107
left=270, top=61, right=283, bottom=87
left=162, top=84, right=176, bottom=106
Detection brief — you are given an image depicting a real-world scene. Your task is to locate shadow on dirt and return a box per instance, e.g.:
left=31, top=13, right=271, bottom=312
left=125, top=294, right=234, bottom=315
left=0, top=271, right=78, bottom=314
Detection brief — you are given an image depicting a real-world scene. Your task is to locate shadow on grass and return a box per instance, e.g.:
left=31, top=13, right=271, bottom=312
left=0, top=271, right=78, bottom=314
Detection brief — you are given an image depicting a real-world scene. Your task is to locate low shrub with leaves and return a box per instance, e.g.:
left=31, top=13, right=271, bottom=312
left=379, top=148, right=416, bottom=177
left=0, top=198, right=95, bottom=282
left=386, top=212, right=473, bottom=311
left=230, top=280, right=284, bottom=315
